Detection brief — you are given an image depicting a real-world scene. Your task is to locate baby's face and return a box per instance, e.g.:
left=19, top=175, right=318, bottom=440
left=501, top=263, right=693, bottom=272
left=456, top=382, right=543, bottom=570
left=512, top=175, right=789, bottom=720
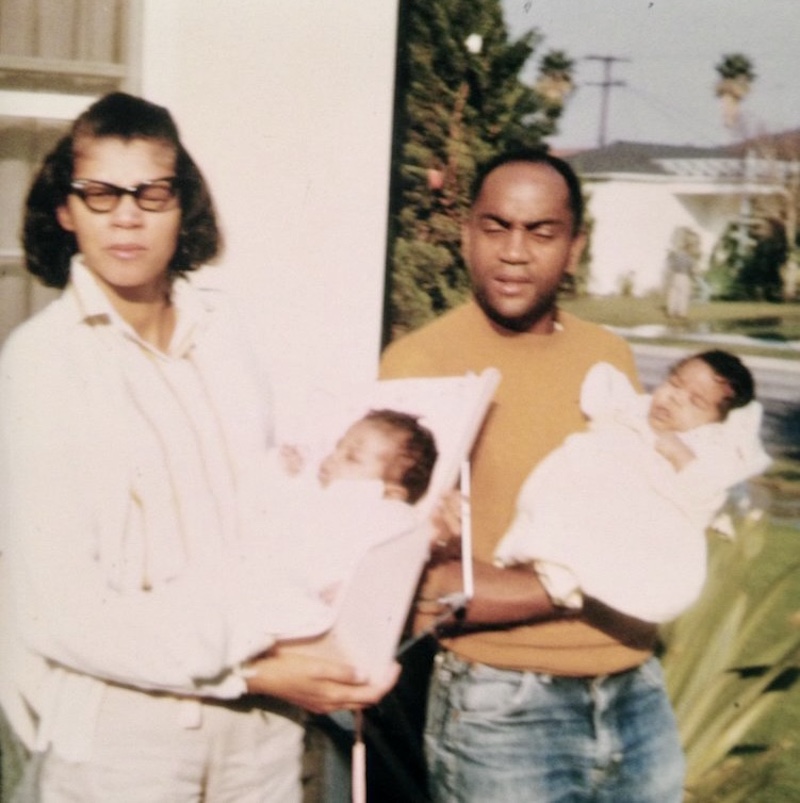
left=648, top=358, right=727, bottom=433
left=318, top=420, right=397, bottom=487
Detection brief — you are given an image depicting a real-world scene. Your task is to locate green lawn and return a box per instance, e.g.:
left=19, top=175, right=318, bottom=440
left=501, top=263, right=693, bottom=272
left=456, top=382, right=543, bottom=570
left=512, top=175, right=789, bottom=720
left=559, top=296, right=800, bottom=360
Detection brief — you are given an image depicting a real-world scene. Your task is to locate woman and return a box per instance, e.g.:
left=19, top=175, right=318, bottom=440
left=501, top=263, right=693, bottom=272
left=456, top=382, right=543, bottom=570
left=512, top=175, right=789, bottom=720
left=0, top=92, right=395, bottom=802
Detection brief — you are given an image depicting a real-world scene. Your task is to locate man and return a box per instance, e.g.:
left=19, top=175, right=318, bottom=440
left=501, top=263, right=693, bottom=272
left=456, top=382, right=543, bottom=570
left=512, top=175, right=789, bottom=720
left=379, top=149, right=685, bottom=802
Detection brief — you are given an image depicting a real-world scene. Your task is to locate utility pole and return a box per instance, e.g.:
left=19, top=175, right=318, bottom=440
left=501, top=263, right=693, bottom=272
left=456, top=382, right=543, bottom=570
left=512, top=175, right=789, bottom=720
left=585, top=55, right=629, bottom=147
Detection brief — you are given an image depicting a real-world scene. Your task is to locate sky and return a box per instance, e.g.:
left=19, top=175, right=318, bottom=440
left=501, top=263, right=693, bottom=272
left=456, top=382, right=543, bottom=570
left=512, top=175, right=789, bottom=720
left=501, top=0, right=800, bottom=150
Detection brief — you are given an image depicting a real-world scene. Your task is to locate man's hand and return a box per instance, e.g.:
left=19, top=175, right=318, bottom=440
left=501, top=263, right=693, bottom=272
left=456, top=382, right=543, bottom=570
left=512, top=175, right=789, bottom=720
left=242, top=648, right=400, bottom=714
left=428, top=490, right=464, bottom=565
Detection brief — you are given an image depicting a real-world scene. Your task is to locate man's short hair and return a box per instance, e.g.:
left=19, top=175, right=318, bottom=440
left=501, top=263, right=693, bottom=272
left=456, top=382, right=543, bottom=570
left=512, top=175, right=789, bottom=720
left=470, top=147, right=584, bottom=235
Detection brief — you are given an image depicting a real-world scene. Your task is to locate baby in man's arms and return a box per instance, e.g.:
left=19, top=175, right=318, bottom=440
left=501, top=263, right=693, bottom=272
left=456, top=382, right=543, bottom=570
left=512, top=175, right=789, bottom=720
left=494, top=350, right=771, bottom=623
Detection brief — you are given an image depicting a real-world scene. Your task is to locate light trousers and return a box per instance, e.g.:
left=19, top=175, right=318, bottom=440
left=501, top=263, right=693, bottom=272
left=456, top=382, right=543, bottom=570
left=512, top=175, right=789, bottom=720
left=666, top=273, right=692, bottom=318
left=35, top=684, right=305, bottom=803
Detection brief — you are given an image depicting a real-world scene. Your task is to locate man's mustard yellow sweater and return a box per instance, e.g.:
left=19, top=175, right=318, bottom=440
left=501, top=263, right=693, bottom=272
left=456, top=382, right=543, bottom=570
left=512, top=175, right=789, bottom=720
left=380, top=301, right=655, bottom=676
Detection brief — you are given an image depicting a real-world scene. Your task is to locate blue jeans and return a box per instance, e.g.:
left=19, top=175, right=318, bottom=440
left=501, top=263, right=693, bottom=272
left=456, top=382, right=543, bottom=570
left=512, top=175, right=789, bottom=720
left=424, top=651, right=685, bottom=803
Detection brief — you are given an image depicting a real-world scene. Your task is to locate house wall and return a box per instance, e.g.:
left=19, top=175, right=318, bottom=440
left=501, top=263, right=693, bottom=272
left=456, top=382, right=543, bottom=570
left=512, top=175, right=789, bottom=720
left=674, top=193, right=738, bottom=262
left=140, top=1, right=399, bottom=430
left=585, top=180, right=683, bottom=296
left=584, top=175, right=787, bottom=297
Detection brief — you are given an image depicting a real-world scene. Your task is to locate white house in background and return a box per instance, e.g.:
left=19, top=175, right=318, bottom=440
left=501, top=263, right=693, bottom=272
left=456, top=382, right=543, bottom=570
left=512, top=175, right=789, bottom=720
left=566, top=141, right=793, bottom=297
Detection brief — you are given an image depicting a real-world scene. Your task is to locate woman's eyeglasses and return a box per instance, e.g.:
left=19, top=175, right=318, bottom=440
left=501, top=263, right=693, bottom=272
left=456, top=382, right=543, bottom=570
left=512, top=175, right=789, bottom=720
left=69, top=177, right=180, bottom=213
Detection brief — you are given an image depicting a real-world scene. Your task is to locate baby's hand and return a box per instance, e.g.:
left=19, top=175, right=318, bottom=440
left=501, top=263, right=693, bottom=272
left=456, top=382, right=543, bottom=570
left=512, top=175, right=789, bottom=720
left=318, top=581, right=343, bottom=607
left=279, top=444, right=306, bottom=476
left=655, top=432, right=696, bottom=471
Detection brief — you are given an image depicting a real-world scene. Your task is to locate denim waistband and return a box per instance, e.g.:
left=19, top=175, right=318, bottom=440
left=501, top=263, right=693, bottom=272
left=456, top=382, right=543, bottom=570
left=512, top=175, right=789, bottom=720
left=436, top=649, right=654, bottom=686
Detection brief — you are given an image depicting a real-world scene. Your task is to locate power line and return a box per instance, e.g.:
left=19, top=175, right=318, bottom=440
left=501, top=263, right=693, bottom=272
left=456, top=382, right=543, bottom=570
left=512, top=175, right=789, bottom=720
left=624, top=85, right=722, bottom=146
left=585, top=55, right=630, bottom=147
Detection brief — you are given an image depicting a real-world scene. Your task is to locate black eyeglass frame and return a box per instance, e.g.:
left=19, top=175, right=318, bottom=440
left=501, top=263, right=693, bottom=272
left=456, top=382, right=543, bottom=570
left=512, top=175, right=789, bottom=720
left=68, top=176, right=181, bottom=213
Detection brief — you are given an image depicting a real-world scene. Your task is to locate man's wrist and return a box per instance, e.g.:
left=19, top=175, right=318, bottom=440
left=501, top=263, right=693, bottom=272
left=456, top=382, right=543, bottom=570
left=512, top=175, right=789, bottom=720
left=495, top=558, right=583, bottom=613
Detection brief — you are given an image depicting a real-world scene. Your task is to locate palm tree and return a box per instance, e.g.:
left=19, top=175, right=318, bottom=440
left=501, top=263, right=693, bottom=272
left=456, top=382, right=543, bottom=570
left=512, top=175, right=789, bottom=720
left=535, top=49, right=575, bottom=107
left=715, top=53, right=756, bottom=131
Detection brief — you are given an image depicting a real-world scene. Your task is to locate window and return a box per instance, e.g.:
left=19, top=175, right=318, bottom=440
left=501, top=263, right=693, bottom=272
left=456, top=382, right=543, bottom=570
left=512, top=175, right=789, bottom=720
left=0, top=0, right=141, bottom=343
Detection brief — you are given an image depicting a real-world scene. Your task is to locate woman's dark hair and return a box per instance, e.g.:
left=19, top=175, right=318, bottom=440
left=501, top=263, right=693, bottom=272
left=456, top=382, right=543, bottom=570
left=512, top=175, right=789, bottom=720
left=363, top=409, right=438, bottom=505
left=677, top=349, right=756, bottom=418
left=470, top=147, right=585, bottom=236
left=23, top=92, right=222, bottom=288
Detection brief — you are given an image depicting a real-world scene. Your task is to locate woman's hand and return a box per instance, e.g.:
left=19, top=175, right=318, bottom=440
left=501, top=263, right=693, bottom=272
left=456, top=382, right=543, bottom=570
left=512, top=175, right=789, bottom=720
left=242, top=648, right=400, bottom=714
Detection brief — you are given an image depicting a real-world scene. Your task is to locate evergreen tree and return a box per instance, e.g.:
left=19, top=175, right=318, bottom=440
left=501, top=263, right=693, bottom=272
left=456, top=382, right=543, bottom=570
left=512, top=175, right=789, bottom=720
left=385, top=0, right=573, bottom=341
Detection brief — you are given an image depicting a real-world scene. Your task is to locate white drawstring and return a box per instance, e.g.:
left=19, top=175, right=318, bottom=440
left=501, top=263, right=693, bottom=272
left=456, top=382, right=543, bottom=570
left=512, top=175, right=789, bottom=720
left=352, top=709, right=366, bottom=803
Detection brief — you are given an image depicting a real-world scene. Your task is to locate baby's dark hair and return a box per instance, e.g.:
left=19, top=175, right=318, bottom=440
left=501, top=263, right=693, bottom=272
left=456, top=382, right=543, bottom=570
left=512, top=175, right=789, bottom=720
left=363, top=409, right=438, bottom=504
left=675, top=350, right=756, bottom=418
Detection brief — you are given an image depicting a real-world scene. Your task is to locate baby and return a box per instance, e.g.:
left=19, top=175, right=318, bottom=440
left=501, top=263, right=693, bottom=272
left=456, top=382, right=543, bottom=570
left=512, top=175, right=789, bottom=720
left=294, top=408, right=438, bottom=505
left=270, top=409, right=438, bottom=604
left=494, top=350, right=771, bottom=623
